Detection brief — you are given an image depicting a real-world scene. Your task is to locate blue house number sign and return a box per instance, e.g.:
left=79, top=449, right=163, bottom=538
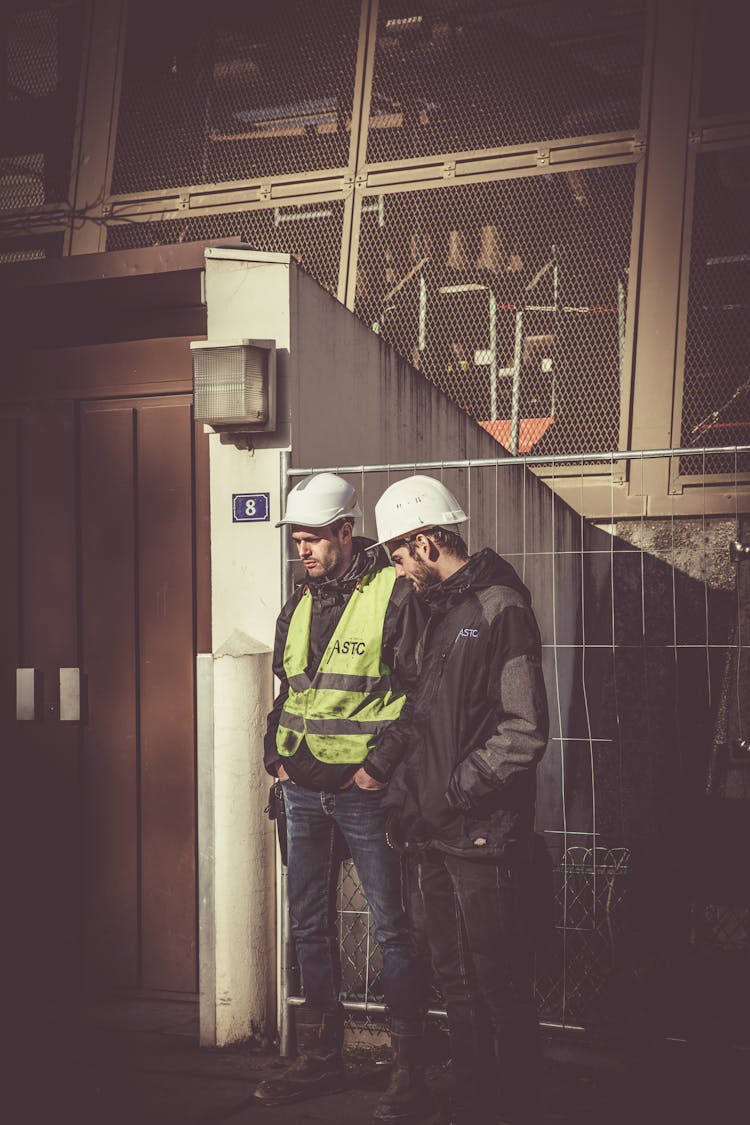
left=233, top=492, right=270, bottom=523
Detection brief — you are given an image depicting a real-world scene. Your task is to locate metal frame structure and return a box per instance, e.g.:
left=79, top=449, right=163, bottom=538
left=277, top=441, right=750, bottom=1049
left=6, top=2, right=750, bottom=511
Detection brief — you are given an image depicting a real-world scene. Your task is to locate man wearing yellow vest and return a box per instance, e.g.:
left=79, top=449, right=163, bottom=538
left=254, top=473, right=431, bottom=1123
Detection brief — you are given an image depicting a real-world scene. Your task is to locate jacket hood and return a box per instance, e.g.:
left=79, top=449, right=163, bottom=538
left=425, top=547, right=532, bottom=608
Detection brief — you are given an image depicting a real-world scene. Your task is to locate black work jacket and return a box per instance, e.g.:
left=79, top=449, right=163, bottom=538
left=395, top=548, right=549, bottom=860
left=264, top=538, right=427, bottom=791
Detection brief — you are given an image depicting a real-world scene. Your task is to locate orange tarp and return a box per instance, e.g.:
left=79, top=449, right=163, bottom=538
left=478, top=417, right=555, bottom=454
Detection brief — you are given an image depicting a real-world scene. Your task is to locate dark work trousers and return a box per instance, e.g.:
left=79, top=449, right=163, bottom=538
left=407, top=847, right=543, bottom=1125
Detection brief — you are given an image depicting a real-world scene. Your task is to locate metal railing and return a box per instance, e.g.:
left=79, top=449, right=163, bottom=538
left=278, top=444, right=750, bottom=1047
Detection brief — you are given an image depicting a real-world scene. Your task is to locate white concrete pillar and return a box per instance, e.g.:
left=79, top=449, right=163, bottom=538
left=198, top=642, right=274, bottom=1046
left=197, top=250, right=292, bottom=1046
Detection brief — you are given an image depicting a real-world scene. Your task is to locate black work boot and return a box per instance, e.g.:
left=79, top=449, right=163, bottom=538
left=495, top=1019, right=544, bottom=1125
left=372, top=1017, right=433, bottom=1122
left=444, top=1002, right=497, bottom=1125
left=254, top=1005, right=345, bottom=1105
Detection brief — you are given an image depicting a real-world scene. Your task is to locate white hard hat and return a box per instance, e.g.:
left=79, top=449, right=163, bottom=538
left=276, top=472, right=362, bottom=528
left=375, top=475, right=468, bottom=545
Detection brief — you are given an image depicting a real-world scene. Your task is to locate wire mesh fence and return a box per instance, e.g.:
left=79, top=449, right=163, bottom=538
left=0, top=230, right=64, bottom=264
left=111, top=0, right=362, bottom=194
left=680, top=147, right=750, bottom=475
left=355, top=165, right=636, bottom=454
left=698, top=0, right=750, bottom=120
left=366, top=0, right=647, bottom=165
left=0, top=3, right=84, bottom=211
left=102, top=0, right=642, bottom=461
left=281, top=445, right=750, bottom=1038
left=106, top=200, right=346, bottom=297
left=4, top=2, right=750, bottom=485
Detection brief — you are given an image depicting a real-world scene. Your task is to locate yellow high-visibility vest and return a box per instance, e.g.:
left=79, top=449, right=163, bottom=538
left=277, top=567, right=406, bottom=763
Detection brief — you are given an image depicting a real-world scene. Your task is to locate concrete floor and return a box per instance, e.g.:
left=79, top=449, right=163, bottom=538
left=8, top=999, right=747, bottom=1125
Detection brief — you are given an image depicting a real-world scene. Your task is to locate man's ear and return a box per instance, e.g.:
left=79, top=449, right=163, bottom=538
left=340, top=520, right=354, bottom=544
left=413, top=532, right=433, bottom=558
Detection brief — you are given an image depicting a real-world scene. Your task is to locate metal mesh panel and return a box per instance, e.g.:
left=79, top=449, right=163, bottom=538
left=0, top=231, right=64, bottom=264
left=0, top=4, right=83, bottom=209
left=693, top=904, right=750, bottom=953
left=105, top=200, right=346, bottom=296
left=335, top=848, right=630, bottom=1028
left=339, top=861, right=385, bottom=1005
left=355, top=166, right=635, bottom=454
left=698, top=0, right=750, bottom=119
left=534, top=847, right=630, bottom=1026
left=284, top=450, right=748, bottom=1038
left=112, top=0, right=361, bottom=194
left=366, top=0, right=646, bottom=166
left=680, top=148, right=750, bottom=475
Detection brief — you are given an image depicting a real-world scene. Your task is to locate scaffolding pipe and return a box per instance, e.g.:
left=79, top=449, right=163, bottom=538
left=510, top=309, right=523, bottom=454
left=617, top=277, right=626, bottom=386
left=286, top=994, right=584, bottom=1033
left=278, top=450, right=294, bottom=1059
left=489, top=290, right=498, bottom=421
left=288, top=445, right=750, bottom=476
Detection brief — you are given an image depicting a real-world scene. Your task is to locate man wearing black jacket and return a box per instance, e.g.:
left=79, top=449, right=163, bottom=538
left=375, top=475, right=550, bottom=1125
left=255, top=473, right=430, bottom=1123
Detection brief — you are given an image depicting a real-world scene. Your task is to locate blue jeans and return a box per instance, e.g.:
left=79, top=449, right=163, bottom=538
left=282, top=781, right=425, bottom=1020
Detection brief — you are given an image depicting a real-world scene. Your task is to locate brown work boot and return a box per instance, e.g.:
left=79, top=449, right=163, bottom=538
left=254, top=1006, right=345, bottom=1106
left=373, top=1018, right=433, bottom=1122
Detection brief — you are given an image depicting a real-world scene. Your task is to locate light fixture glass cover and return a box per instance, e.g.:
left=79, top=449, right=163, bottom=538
left=191, top=340, right=275, bottom=427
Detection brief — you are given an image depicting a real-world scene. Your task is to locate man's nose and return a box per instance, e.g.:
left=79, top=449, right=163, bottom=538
left=394, top=562, right=405, bottom=578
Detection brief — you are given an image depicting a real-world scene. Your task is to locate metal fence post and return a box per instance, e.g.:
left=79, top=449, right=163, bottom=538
left=279, top=449, right=295, bottom=1058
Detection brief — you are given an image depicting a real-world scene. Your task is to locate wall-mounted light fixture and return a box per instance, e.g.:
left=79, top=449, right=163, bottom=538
left=191, top=339, right=277, bottom=435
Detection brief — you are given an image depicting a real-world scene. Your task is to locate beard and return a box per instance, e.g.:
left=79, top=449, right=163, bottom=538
left=310, top=540, right=347, bottom=580
left=409, top=557, right=441, bottom=593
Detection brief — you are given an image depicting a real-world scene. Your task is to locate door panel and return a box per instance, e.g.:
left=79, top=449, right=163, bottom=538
left=11, top=402, right=82, bottom=1005
left=0, top=412, right=21, bottom=758
left=138, top=399, right=197, bottom=992
left=80, top=396, right=201, bottom=994
left=80, top=403, right=139, bottom=987
left=5, top=390, right=204, bottom=999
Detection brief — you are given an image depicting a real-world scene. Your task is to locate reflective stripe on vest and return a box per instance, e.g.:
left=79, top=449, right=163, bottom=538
left=277, top=567, right=406, bottom=764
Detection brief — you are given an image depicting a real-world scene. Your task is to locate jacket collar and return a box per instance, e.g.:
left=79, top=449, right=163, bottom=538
left=424, top=547, right=532, bottom=609
left=304, top=537, right=390, bottom=601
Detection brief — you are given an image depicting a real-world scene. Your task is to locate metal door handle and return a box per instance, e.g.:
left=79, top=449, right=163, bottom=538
left=59, top=668, right=81, bottom=722
left=16, top=668, right=40, bottom=721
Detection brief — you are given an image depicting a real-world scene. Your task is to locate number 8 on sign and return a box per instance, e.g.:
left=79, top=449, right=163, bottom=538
left=232, top=493, right=270, bottom=523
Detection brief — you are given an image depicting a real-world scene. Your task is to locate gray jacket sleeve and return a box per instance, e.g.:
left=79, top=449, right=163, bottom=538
left=446, top=603, right=549, bottom=809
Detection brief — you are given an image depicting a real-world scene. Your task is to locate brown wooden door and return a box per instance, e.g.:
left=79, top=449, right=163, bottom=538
left=2, top=400, right=83, bottom=1009
left=79, top=394, right=206, bottom=995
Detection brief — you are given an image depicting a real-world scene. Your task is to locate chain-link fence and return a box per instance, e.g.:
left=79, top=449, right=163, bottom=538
left=112, top=0, right=362, bottom=194
left=0, top=3, right=84, bottom=212
left=103, top=0, right=642, bottom=460
left=107, top=199, right=346, bottom=296
left=355, top=166, right=636, bottom=455
left=280, top=445, right=750, bottom=1040
left=4, top=2, right=750, bottom=484
left=698, top=0, right=750, bottom=120
left=0, top=230, right=64, bottom=264
left=366, top=0, right=646, bottom=165
left=680, top=147, right=750, bottom=476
